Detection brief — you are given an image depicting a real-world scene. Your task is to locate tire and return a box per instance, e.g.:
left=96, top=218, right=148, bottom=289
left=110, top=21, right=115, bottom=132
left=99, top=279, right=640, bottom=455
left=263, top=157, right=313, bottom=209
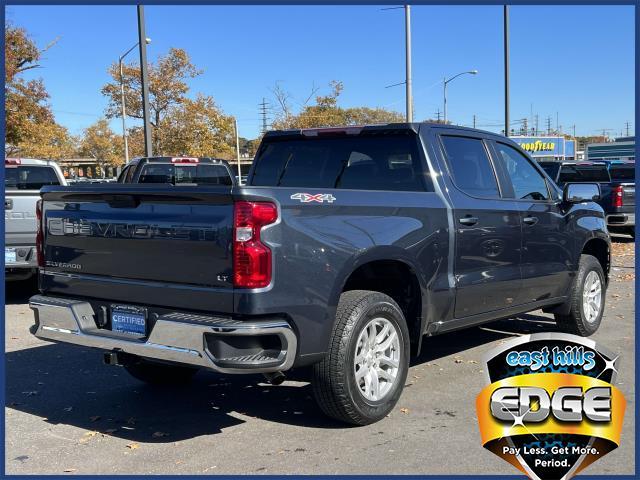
left=555, top=254, right=606, bottom=336
left=123, top=358, right=199, bottom=385
left=312, top=290, right=410, bottom=425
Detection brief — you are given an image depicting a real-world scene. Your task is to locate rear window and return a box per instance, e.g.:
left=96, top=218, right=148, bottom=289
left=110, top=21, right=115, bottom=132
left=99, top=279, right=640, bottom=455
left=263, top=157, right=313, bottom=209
left=609, top=165, right=635, bottom=181
left=138, top=163, right=232, bottom=185
left=250, top=134, right=430, bottom=192
left=5, top=165, right=60, bottom=190
left=558, top=165, right=611, bottom=183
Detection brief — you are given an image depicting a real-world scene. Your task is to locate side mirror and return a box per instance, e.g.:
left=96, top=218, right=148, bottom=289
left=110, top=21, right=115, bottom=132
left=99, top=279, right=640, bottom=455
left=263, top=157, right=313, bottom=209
left=563, top=183, right=600, bottom=203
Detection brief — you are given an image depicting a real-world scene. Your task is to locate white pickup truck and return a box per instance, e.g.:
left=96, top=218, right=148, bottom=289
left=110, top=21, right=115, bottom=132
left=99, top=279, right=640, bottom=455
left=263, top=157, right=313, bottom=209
left=5, top=158, right=66, bottom=281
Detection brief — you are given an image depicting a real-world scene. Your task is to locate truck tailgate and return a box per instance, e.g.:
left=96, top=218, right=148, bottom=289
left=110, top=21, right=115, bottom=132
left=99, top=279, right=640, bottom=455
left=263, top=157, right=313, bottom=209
left=39, top=185, right=234, bottom=313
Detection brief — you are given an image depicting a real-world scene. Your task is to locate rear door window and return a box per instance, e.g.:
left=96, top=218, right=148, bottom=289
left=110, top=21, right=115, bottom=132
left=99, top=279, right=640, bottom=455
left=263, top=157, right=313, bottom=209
left=250, top=134, right=430, bottom=192
left=558, top=165, right=611, bottom=183
left=138, top=164, right=232, bottom=185
left=440, top=135, right=500, bottom=198
left=5, top=166, right=60, bottom=190
left=493, top=142, right=549, bottom=201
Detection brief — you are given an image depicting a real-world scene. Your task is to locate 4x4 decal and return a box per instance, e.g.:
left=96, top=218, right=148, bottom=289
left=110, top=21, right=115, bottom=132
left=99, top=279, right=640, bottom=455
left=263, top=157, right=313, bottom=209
left=290, top=193, right=336, bottom=204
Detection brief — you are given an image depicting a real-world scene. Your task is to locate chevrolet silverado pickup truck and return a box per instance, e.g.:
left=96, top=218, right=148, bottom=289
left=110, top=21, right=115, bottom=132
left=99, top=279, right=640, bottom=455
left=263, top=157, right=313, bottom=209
left=30, top=123, right=610, bottom=425
left=5, top=158, right=66, bottom=281
left=539, top=160, right=635, bottom=238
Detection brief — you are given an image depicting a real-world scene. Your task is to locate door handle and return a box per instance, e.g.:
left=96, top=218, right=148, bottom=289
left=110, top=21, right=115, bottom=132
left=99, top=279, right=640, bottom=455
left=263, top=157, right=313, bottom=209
left=5, top=198, right=12, bottom=210
left=523, top=216, right=539, bottom=226
left=459, top=216, right=479, bottom=226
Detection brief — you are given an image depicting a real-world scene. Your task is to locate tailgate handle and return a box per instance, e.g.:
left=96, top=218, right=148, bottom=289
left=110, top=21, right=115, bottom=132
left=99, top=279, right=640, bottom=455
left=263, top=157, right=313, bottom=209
left=5, top=198, right=13, bottom=210
left=103, top=195, right=140, bottom=208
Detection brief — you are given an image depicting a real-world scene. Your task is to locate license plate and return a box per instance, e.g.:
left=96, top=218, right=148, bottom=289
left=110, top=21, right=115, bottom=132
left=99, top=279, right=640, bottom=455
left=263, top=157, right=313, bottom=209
left=5, top=248, right=16, bottom=263
left=110, top=305, right=147, bottom=336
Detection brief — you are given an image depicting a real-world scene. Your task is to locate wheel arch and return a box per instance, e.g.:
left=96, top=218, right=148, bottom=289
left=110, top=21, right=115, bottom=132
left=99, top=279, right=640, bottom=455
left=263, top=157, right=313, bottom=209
left=330, top=247, right=427, bottom=356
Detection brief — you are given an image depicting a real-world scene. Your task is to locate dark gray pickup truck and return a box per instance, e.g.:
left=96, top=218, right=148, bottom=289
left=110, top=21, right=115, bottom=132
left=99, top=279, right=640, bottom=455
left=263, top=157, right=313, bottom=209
left=30, top=123, right=610, bottom=425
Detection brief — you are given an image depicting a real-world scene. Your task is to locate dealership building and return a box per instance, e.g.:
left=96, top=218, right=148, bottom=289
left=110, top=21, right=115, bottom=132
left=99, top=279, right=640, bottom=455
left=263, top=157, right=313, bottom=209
left=509, top=136, right=576, bottom=162
left=586, top=136, right=635, bottom=162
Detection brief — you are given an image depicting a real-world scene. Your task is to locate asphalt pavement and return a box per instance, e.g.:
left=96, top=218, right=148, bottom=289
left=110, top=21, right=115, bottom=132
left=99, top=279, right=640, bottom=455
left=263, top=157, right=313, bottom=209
left=4, top=235, right=635, bottom=475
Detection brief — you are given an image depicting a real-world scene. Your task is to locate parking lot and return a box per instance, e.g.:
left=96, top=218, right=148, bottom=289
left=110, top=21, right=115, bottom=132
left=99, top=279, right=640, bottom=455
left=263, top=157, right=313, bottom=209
left=4, top=235, right=635, bottom=475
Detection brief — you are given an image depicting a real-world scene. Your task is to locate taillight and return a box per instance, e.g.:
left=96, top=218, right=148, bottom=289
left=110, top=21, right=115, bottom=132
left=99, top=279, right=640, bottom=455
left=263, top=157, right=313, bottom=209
left=233, top=201, right=278, bottom=288
left=35, top=199, right=44, bottom=268
left=612, top=185, right=624, bottom=208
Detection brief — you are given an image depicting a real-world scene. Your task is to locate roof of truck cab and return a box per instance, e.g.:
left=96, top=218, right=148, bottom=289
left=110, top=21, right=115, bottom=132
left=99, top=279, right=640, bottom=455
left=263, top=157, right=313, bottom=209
left=5, top=158, right=57, bottom=166
left=262, top=122, right=511, bottom=139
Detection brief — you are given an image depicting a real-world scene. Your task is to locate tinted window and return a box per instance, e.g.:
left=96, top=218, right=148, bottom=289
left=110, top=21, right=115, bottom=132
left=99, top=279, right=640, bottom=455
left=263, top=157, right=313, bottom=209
left=558, top=165, right=610, bottom=183
left=250, top=134, right=429, bottom=192
left=440, top=136, right=499, bottom=198
left=138, top=164, right=232, bottom=185
left=125, top=164, right=136, bottom=183
left=609, top=165, right=635, bottom=181
left=538, top=162, right=560, bottom=181
left=5, top=166, right=60, bottom=190
left=494, top=143, right=549, bottom=200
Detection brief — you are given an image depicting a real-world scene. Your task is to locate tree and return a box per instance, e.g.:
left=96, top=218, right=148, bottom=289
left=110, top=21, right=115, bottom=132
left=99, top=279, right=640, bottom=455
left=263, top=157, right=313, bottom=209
left=123, top=95, right=236, bottom=159
left=270, top=80, right=404, bottom=130
left=5, top=23, right=70, bottom=158
left=78, top=119, right=123, bottom=176
left=101, top=48, right=203, bottom=154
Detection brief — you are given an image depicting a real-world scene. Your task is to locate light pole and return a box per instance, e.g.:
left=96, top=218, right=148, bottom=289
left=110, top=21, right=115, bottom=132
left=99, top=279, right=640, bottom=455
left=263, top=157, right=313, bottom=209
left=443, top=70, right=478, bottom=124
left=381, top=5, right=413, bottom=122
left=119, top=36, right=150, bottom=163
left=404, top=5, right=413, bottom=122
left=137, top=5, right=153, bottom=158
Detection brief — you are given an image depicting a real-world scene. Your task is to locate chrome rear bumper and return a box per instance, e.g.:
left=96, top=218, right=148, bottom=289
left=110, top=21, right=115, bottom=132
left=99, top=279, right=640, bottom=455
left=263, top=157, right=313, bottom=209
left=29, top=295, right=297, bottom=374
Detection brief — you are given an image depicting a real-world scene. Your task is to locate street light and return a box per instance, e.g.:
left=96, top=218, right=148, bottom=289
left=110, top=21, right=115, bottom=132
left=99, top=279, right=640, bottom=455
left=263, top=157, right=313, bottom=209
left=443, top=69, right=478, bottom=124
left=119, top=36, right=151, bottom=163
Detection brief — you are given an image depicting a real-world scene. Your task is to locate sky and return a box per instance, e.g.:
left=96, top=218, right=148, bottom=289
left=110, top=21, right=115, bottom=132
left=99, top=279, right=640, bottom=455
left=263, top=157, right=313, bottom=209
left=6, top=4, right=636, bottom=140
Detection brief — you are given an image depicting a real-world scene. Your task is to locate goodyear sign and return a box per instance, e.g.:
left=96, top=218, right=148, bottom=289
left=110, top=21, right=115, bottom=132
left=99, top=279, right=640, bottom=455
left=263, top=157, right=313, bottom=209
left=511, top=136, right=575, bottom=158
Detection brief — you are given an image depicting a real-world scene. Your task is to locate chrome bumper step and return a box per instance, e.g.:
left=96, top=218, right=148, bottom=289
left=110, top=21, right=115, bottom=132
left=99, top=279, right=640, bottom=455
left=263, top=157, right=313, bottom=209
left=29, top=295, right=296, bottom=374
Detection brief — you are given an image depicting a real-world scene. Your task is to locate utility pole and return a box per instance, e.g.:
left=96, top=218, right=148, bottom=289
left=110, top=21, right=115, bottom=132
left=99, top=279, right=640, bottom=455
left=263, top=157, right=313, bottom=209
left=534, top=114, right=539, bottom=136
left=546, top=116, right=552, bottom=135
left=234, top=118, right=242, bottom=185
left=503, top=5, right=510, bottom=137
left=259, top=98, right=269, bottom=134
left=473, top=114, right=476, bottom=129
left=137, top=5, right=153, bottom=157
left=404, top=5, right=413, bottom=122
left=522, top=118, right=528, bottom=136
left=435, top=109, right=441, bottom=123
left=556, top=111, right=559, bottom=133
left=625, top=121, right=630, bottom=136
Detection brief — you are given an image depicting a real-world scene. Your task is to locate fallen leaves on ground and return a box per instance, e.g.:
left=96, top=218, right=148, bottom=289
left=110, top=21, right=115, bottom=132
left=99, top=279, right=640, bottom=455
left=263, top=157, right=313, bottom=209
left=400, top=408, right=409, bottom=414
left=611, top=241, right=634, bottom=257
left=126, top=443, right=139, bottom=450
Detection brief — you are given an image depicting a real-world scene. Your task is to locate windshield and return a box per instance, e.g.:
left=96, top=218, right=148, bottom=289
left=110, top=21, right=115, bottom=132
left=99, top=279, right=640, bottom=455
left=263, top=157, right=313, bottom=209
left=5, top=165, right=60, bottom=190
left=609, top=165, right=635, bottom=182
left=138, top=163, right=232, bottom=185
left=558, top=165, right=611, bottom=183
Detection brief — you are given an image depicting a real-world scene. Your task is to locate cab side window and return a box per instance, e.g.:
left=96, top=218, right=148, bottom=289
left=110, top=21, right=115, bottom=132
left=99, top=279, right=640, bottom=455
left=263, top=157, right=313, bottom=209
left=440, top=135, right=500, bottom=198
left=494, top=142, right=549, bottom=201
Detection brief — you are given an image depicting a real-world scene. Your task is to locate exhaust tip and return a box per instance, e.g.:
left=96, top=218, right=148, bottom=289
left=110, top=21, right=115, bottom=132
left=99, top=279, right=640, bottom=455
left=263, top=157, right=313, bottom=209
left=263, top=371, right=286, bottom=385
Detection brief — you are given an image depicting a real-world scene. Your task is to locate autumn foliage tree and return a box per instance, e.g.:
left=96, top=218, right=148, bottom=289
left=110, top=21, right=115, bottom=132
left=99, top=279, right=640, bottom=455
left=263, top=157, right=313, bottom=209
left=102, top=48, right=235, bottom=158
left=77, top=119, right=123, bottom=176
left=5, top=23, right=73, bottom=158
left=270, top=81, right=404, bottom=131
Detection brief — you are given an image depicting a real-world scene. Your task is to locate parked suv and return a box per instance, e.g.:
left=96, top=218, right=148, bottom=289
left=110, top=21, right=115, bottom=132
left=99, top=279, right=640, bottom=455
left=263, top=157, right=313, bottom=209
left=30, top=124, right=610, bottom=424
left=118, top=156, right=235, bottom=186
left=5, top=158, right=66, bottom=281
